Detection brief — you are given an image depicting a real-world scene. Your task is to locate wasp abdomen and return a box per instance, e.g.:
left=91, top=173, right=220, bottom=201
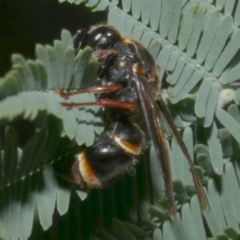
left=71, top=116, right=145, bottom=187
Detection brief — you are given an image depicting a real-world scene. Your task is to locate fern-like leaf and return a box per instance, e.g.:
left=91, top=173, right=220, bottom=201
left=1, top=0, right=240, bottom=239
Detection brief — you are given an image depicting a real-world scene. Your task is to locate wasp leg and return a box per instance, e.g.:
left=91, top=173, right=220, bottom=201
left=60, top=99, right=137, bottom=110
left=56, top=85, right=122, bottom=98
left=156, top=97, right=211, bottom=212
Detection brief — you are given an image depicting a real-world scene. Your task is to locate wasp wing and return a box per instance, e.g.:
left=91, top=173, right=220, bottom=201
left=133, top=75, right=176, bottom=218
left=156, top=96, right=210, bottom=212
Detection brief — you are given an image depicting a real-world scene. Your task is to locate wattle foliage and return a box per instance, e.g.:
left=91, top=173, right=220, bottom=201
left=1, top=0, right=240, bottom=239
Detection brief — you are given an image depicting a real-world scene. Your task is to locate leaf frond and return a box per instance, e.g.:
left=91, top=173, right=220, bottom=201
left=1, top=1, right=240, bottom=239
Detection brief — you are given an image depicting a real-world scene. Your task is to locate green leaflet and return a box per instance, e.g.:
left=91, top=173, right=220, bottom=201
left=122, top=0, right=131, bottom=13
left=190, top=195, right=207, bottom=239
left=159, top=0, right=174, bottom=38
left=153, top=228, right=163, bottom=240
left=150, top=0, right=161, bottom=31
left=71, top=47, right=93, bottom=89
left=207, top=122, right=223, bottom=175
left=220, top=60, right=240, bottom=84
left=140, top=29, right=154, bottom=48
left=168, top=64, right=195, bottom=98
left=162, top=220, right=175, bottom=239
left=37, top=166, right=58, bottom=230
left=178, top=5, right=201, bottom=51
left=196, top=11, right=220, bottom=65
left=186, top=6, right=203, bottom=58
left=167, top=0, right=181, bottom=44
left=131, top=23, right=145, bottom=41
left=56, top=183, right=71, bottom=216
left=131, top=0, right=141, bottom=19
left=11, top=55, right=35, bottom=90
left=167, top=56, right=186, bottom=86
left=225, top=162, right=240, bottom=223
left=195, top=78, right=212, bottom=118
left=213, top=30, right=240, bottom=78
left=181, top=203, right=196, bottom=239
left=204, top=15, right=233, bottom=72
left=142, top=0, right=153, bottom=25
left=156, top=45, right=172, bottom=80
left=216, top=108, right=240, bottom=144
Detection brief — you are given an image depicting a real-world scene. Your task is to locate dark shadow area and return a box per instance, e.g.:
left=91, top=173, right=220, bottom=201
left=0, top=0, right=107, bottom=76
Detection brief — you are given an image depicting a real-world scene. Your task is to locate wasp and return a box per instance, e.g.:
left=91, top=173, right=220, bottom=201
left=57, top=24, right=210, bottom=217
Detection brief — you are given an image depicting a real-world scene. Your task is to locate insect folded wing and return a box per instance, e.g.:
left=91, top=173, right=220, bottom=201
left=133, top=75, right=176, bottom=218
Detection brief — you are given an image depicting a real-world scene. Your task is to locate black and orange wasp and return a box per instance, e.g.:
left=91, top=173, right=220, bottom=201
left=57, top=24, right=210, bottom=217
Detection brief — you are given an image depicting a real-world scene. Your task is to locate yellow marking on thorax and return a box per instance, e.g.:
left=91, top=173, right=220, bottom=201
left=119, top=61, right=126, bottom=67
left=123, top=38, right=133, bottom=45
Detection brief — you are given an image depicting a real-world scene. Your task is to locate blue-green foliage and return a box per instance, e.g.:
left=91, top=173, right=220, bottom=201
left=1, top=0, right=240, bottom=239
